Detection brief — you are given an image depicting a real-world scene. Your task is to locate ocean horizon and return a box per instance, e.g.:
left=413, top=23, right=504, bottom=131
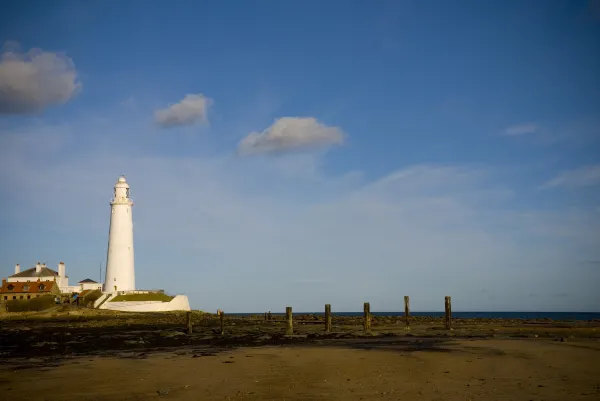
left=227, top=311, right=600, bottom=321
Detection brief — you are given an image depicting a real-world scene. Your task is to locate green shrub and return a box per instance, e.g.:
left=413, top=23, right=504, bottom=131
left=110, top=293, right=174, bottom=302
left=6, top=295, right=56, bottom=312
left=81, top=290, right=102, bottom=306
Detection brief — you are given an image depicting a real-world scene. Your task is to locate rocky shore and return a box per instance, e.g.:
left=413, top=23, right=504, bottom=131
left=1, top=308, right=598, bottom=368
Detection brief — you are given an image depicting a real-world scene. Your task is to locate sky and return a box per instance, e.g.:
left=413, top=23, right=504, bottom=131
left=0, top=0, right=599, bottom=312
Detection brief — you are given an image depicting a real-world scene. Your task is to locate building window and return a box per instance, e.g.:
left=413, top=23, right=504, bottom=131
left=39, top=284, right=46, bottom=291
left=3, top=296, right=6, bottom=300
left=27, top=295, right=31, bottom=300
left=19, top=296, right=24, bottom=299
left=23, top=284, right=29, bottom=291
left=12, top=296, right=16, bottom=300
left=7, top=284, right=14, bottom=291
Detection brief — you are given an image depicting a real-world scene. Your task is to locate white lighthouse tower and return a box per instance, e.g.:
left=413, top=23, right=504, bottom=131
left=103, top=176, right=135, bottom=292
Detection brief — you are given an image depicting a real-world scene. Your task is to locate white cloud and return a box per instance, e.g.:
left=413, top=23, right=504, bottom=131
left=503, top=123, right=538, bottom=136
left=154, top=94, right=212, bottom=127
left=238, top=117, right=345, bottom=155
left=540, top=164, right=600, bottom=189
left=0, top=41, right=81, bottom=114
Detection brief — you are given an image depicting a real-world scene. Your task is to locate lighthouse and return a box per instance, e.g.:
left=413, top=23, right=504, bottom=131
left=103, top=176, right=135, bottom=292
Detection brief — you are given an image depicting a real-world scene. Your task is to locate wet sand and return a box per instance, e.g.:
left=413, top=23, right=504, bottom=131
left=2, top=339, right=599, bottom=401
left=1, top=310, right=599, bottom=400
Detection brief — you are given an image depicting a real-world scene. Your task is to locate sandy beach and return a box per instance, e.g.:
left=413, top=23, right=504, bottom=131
left=1, top=310, right=599, bottom=400
left=1, top=339, right=599, bottom=401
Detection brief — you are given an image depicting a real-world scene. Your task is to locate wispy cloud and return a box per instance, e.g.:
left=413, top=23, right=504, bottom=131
left=154, top=94, right=212, bottom=127
left=120, top=96, right=137, bottom=109
left=1, top=118, right=598, bottom=312
left=238, top=117, right=345, bottom=156
left=0, top=41, right=81, bottom=114
left=503, top=123, right=538, bottom=136
left=540, top=164, right=600, bottom=189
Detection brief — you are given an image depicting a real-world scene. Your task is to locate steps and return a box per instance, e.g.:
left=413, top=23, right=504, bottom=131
left=93, top=293, right=111, bottom=309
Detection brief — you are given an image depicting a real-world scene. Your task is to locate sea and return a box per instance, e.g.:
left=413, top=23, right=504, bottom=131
left=231, top=312, right=600, bottom=321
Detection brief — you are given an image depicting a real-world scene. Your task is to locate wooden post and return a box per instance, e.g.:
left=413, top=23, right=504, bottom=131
left=186, top=311, right=193, bottom=335
left=220, top=310, right=225, bottom=335
left=404, top=296, right=410, bottom=330
left=444, top=296, right=452, bottom=330
left=325, top=304, right=332, bottom=333
left=363, top=302, right=371, bottom=333
left=264, top=312, right=267, bottom=322
left=285, top=306, right=293, bottom=335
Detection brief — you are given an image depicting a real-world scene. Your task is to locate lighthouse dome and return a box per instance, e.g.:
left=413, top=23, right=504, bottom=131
left=115, top=176, right=129, bottom=188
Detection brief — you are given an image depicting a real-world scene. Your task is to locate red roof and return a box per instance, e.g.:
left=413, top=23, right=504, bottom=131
left=0, top=280, right=56, bottom=294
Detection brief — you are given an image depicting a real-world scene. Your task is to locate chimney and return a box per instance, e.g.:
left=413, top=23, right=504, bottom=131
left=15, top=264, right=20, bottom=274
left=2, top=278, right=5, bottom=285
left=58, top=262, right=65, bottom=279
left=36, top=262, right=42, bottom=273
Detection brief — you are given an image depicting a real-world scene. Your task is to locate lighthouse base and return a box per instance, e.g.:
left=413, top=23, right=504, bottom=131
left=94, top=291, right=191, bottom=312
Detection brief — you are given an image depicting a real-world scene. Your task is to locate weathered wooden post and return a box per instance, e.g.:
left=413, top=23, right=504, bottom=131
left=404, top=296, right=410, bottom=330
left=364, top=302, right=371, bottom=333
left=325, top=304, right=332, bottom=333
left=444, top=296, right=452, bottom=330
left=285, top=306, right=293, bottom=335
left=220, top=310, right=225, bottom=335
left=264, top=312, right=268, bottom=322
left=186, top=311, right=193, bottom=335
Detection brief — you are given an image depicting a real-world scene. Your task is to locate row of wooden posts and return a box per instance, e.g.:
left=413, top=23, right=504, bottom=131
left=186, top=296, right=453, bottom=335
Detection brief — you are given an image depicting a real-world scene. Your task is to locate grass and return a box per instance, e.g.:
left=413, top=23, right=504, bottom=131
left=110, top=293, right=174, bottom=302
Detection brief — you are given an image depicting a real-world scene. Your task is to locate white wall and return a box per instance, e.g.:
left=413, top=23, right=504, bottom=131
left=102, top=295, right=191, bottom=312
left=60, top=285, right=80, bottom=294
left=79, top=282, right=103, bottom=291
left=93, top=292, right=116, bottom=308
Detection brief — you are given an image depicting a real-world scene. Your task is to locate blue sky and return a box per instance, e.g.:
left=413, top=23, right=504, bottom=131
left=1, top=0, right=599, bottom=312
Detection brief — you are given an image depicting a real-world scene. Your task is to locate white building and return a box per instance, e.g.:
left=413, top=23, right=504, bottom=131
left=78, top=278, right=102, bottom=292
left=6, top=262, right=100, bottom=294
left=103, top=176, right=135, bottom=292
left=93, top=175, right=191, bottom=312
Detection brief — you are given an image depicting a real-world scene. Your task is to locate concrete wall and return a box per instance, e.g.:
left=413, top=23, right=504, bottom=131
left=79, top=282, right=103, bottom=291
left=102, top=295, right=191, bottom=312
left=94, top=292, right=117, bottom=308
left=60, top=285, right=80, bottom=294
